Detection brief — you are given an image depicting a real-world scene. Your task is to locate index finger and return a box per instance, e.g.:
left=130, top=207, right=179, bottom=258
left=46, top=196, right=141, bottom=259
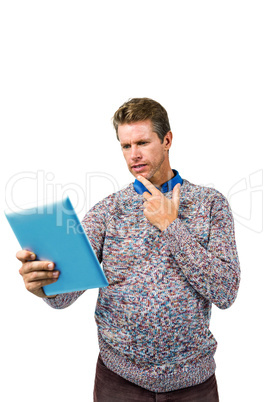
left=137, top=175, right=161, bottom=196
left=16, top=249, right=36, bottom=263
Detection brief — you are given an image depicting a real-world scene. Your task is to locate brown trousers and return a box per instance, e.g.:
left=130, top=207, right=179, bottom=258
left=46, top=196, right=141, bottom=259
left=93, top=355, right=219, bottom=402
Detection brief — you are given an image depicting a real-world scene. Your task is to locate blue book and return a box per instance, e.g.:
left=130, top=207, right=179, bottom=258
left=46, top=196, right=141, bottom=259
left=5, top=196, right=108, bottom=295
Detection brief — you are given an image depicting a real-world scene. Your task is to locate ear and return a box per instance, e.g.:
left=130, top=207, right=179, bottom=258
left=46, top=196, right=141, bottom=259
left=164, top=131, right=173, bottom=150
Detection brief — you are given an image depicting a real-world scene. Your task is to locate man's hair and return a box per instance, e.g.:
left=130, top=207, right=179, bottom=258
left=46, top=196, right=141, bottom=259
left=112, top=97, right=171, bottom=143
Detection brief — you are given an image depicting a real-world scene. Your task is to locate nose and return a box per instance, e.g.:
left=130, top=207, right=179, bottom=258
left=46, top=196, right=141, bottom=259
left=130, top=145, right=142, bottom=161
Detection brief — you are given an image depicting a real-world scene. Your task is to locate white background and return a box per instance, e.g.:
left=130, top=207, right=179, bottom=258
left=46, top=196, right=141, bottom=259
left=0, top=1, right=267, bottom=401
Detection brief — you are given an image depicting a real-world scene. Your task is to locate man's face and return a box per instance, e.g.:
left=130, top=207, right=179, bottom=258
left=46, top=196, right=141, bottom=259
left=118, top=119, right=172, bottom=185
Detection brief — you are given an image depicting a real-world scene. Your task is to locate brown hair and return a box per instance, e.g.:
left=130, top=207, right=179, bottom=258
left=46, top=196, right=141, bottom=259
left=112, top=98, right=171, bottom=143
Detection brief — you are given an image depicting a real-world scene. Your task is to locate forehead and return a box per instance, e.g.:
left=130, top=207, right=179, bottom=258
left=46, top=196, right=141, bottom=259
left=118, top=120, right=158, bottom=143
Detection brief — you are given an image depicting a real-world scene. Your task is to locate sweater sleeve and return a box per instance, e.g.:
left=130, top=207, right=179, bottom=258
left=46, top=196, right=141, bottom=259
left=43, top=199, right=107, bottom=309
left=162, top=192, right=241, bottom=309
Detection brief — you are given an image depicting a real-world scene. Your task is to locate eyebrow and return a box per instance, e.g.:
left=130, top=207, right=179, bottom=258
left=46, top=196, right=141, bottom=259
left=120, top=138, right=151, bottom=147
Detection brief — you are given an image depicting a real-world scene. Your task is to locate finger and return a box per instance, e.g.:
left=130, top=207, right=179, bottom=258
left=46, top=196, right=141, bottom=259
left=143, top=202, right=153, bottom=212
left=16, top=249, right=36, bottom=263
left=172, top=183, right=181, bottom=209
left=24, top=270, right=60, bottom=283
left=25, top=278, right=59, bottom=293
left=137, top=175, right=160, bottom=196
left=143, top=194, right=163, bottom=208
left=19, top=260, right=55, bottom=276
left=142, top=191, right=152, bottom=200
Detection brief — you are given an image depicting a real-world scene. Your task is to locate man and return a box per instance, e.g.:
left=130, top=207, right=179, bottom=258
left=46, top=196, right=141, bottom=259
left=17, top=98, right=240, bottom=401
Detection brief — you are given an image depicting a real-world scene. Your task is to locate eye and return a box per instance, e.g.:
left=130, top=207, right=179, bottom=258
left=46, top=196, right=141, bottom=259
left=122, top=144, right=130, bottom=149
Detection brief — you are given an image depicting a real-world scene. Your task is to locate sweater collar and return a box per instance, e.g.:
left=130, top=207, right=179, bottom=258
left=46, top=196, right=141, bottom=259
left=133, top=169, right=183, bottom=195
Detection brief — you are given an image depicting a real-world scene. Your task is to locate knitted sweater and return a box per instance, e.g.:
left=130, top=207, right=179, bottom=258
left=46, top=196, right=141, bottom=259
left=44, top=178, right=240, bottom=392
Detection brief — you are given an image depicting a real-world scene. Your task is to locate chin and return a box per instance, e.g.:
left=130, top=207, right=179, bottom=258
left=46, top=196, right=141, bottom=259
left=136, top=172, right=150, bottom=180
left=130, top=169, right=148, bottom=179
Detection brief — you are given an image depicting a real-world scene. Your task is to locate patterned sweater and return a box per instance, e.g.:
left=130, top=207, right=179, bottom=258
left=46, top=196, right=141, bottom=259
left=44, top=178, right=240, bottom=392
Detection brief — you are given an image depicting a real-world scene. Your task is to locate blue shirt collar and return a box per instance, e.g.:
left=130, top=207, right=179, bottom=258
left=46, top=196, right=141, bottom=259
left=133, top=169, right=183, bottom=195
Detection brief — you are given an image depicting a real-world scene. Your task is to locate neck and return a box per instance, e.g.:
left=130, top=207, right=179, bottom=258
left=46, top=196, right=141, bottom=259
left=150, top=166, right=174, bottom=187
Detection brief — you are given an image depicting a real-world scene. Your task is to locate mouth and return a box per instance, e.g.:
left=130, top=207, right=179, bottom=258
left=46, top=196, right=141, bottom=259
left=131, top=164, right=147, bottom=173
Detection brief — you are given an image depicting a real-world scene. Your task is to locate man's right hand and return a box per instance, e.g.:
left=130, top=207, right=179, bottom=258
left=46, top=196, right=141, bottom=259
left=16, top=250, right=59, bottom=298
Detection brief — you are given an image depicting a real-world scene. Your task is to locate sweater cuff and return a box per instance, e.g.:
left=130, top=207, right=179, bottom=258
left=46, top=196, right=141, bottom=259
left=42, top=290, right=85, bottom=309
left=43, top=294, right=63, bottom=309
